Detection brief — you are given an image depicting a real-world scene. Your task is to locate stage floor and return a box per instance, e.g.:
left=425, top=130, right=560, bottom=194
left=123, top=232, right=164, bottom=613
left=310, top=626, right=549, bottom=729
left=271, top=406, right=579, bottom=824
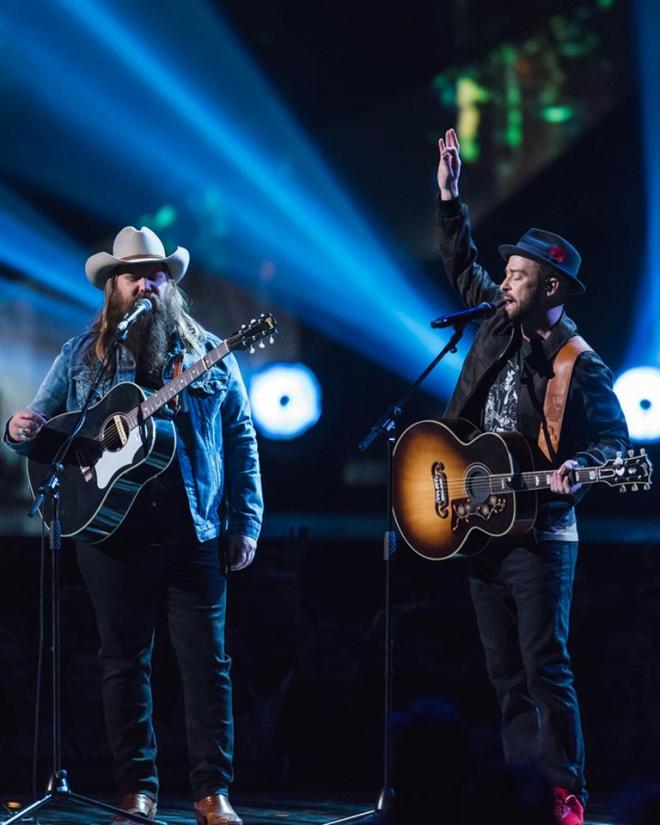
left=0, top=794, right=624, bottom=824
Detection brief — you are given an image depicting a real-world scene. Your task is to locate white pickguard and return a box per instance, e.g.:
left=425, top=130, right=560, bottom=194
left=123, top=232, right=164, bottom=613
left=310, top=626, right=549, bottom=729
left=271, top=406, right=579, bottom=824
left=95, top=426, right=144, bottom=489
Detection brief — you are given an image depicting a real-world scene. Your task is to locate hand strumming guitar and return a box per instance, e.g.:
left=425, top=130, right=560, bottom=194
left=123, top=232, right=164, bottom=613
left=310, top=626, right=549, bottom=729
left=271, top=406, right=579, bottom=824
left=7, top=409, right=48, bottom=443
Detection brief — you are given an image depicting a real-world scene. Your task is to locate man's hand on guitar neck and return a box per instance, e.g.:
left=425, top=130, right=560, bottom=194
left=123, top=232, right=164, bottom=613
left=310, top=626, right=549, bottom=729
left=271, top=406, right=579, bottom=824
left=225, top=534, right=257, bottom=571
left=550, top=459, right=582, bottom=495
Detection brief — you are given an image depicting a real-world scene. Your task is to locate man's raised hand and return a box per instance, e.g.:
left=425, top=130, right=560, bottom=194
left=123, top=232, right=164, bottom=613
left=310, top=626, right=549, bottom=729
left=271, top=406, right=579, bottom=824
left=437, top=128, right=461, bottom=201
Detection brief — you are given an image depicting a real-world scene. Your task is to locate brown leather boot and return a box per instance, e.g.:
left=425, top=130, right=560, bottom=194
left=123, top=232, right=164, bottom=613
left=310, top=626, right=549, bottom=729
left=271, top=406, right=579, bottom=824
left=194, top=794, right=242, bottom=825
left=112, top=793, right=158, bottom=823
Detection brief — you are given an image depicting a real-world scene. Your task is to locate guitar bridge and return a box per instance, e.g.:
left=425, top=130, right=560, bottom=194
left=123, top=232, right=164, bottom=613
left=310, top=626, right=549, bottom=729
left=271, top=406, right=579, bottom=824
left=432, top=461, right=449, bottom=519
left=451, top=495, right=506, bottom=531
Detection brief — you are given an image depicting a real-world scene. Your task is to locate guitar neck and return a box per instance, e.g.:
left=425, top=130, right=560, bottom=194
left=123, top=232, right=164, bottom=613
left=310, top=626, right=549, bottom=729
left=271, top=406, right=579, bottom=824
left=124, top=340, right=230, bottom=429
left=490, top=465, right=604, bottom=494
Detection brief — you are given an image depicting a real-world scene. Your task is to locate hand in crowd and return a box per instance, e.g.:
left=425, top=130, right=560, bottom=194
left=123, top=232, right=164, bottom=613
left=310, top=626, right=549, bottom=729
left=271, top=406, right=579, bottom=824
left=437, top=127, right=462, bottom=201
left=8, top=409, right=48, bottom=443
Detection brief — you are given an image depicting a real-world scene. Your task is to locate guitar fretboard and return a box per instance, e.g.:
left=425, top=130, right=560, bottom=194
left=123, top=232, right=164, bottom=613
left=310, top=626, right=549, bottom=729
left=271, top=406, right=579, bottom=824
left=489, top=466, right=607, bottom=493
left=123, top=340, right=230, bottom=430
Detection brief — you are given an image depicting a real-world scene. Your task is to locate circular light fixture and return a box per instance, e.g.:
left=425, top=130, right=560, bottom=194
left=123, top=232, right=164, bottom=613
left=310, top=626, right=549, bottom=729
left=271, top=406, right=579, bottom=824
left=249, top=362, right=322, bottom=440
left=613, top=366, right=660, bottom=442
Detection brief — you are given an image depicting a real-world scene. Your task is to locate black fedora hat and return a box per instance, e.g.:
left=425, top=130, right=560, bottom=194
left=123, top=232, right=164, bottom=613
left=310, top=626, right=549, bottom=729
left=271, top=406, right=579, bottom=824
left=498, top=228, right=585, bottom=295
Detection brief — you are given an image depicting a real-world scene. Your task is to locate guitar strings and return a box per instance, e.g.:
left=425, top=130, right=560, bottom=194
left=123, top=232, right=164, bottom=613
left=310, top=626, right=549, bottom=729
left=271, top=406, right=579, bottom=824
left=420, top=469, right=590, bottom=497
left=438, top=466, right=628, bottom=495
left=94, top=411, right=141, bottom=450
left=439, top=474, right=574, bottom=492
left=94, top=353, right=219, bottom=449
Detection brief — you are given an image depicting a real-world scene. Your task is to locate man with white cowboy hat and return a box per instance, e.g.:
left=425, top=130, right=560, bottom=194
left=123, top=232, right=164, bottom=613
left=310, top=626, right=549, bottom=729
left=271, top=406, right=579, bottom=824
left=85, top=225, right=190, bottom=288
left=5, top=225, right=263, bottom=825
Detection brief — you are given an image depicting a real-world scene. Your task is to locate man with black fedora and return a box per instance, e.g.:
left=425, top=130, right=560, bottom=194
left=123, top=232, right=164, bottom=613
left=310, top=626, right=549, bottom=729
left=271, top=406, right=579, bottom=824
left=436, top=128, right=628, bottom=825
left=5, top=226, right=263, bottom=825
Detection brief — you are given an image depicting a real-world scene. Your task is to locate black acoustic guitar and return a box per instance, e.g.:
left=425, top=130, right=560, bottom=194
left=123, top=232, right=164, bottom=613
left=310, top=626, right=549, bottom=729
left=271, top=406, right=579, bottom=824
left=26, top=314, right=277, bottom=543
left=392, top=418, right=653, bottom=561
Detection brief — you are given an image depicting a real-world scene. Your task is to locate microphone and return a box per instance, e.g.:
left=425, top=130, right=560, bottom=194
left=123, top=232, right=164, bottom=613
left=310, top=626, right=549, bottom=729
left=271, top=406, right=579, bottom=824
left=116, top=298, right=153, bottom=333
left=430, top=300, right=504, bottom=329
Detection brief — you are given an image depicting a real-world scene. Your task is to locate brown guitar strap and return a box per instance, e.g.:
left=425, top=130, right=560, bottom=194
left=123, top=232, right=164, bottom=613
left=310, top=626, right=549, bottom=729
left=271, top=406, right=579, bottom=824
left=538, top=335, right=593, bottom=462
left=168, top=353, right=184, bottom=414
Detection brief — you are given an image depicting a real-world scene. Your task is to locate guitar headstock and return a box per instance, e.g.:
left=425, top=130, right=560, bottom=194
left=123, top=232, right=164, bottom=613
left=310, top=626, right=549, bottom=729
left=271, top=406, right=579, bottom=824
left=597, top=448, right=654, bottom=492
left=228, top=313, right=278, bottom=354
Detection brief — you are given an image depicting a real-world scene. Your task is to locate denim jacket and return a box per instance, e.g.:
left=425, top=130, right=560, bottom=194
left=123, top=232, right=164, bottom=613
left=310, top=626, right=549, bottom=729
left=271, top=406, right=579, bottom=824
left=4, top=329, right=263, bottom=543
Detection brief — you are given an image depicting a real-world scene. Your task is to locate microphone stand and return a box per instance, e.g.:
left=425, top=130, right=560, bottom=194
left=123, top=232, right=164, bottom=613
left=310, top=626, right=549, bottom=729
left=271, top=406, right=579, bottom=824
left=5, top=324, right=166, bottom=825
left=325, top=321, right=468, bottom=825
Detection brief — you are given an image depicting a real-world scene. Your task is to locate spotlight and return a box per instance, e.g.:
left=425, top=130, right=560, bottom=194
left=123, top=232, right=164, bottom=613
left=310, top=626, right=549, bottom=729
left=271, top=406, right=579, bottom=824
left=249, top=362, right=321, bottom=440
left=613, top=366, right=660, bottom=443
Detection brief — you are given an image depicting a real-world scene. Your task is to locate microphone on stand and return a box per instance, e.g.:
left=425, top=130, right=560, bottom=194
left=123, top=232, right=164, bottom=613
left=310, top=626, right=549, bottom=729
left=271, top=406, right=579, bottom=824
left=116, top=298, right=153, bottom=334
left=430, top=300, right=504, bottom=329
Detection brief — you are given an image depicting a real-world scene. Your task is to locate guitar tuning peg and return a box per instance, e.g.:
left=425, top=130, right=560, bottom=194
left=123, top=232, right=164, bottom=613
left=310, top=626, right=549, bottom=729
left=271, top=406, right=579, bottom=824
left=258, top=341, right=265, bottom=349
left=628, top=449, right=635, bottom=458
left=241, top=324, right=246, bottom=330
left=250, top=318, right=256, bottom=324
left=644, top=483, right=651, bottom=490
left=249, top=345, right=255, bottom=354
left=616, top=450, right=622, bottom=458
left=640, top=447, right=646, bottom=455
left=619, top=487, right=626, bottom=493
left=631, top=483, right=639, bottom=492
left=269, top=336, right=274, bottom=344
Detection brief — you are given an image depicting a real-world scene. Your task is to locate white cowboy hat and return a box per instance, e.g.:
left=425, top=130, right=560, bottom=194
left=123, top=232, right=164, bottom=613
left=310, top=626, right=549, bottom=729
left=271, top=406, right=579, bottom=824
left=85, top=225, right=190, bottom=289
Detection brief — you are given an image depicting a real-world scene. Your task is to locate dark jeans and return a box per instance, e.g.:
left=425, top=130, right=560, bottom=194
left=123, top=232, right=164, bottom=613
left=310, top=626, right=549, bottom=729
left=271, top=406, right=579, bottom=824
left=469, top=540, right=585, bottom=801
left=77, top=535, right=233, bottom=801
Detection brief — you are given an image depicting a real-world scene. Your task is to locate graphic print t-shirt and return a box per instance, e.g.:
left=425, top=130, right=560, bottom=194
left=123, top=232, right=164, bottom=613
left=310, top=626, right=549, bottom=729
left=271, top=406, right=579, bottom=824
left=483, top=339, right=530, bottom=433
left=482, top=336, right=577, bottom=541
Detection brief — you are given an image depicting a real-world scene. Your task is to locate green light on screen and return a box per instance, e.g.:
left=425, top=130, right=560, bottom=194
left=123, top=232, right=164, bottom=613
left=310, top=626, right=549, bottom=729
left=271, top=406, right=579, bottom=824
left=542, top=105, right=574, bottom=123
left=153, top=205, right=177, bottom=229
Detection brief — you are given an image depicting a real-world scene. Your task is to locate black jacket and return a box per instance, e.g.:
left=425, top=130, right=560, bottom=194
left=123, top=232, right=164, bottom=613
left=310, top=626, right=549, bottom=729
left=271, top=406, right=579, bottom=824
left=437, top=197, right=629, bottom=501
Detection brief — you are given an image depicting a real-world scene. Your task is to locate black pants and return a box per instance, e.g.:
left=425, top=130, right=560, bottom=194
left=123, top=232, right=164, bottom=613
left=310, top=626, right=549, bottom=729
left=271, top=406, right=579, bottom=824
left=77, top=536, right=233, bottom=801
left=469, top=540, right=585, bottom=801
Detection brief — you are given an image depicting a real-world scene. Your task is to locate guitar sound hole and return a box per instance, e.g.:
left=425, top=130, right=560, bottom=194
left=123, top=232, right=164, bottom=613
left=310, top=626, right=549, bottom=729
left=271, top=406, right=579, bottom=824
left=465, top=464, right=490, bottom=504
left=101, top=416, right=128, bottom=452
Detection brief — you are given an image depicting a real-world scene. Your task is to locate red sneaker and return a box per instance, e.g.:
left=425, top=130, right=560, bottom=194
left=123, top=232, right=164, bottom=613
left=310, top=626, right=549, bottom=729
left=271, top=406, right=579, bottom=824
left=553, top=787, right=584, bottom=825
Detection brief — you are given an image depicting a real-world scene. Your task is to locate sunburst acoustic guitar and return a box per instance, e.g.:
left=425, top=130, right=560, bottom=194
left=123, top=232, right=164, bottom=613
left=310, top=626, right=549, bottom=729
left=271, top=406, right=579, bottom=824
left=392, top=418, right=653, bottom=561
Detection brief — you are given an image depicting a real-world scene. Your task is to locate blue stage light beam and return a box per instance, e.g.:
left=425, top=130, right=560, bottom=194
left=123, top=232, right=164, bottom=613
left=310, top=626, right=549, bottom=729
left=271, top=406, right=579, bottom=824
left=0, top=184, right=100, bottom=403
left=629, top=0, right=660, bottom=367
left=0, top=279, right=92, bottom=336
left=54, top=0, right=379, bottom=228
left=54, top=0, right=467, bottom=394
left=0, top=280, right=95, bottom=414
left=0, top=183, right=98, bottom=311
left=0, top=0, right=467, bottom=398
